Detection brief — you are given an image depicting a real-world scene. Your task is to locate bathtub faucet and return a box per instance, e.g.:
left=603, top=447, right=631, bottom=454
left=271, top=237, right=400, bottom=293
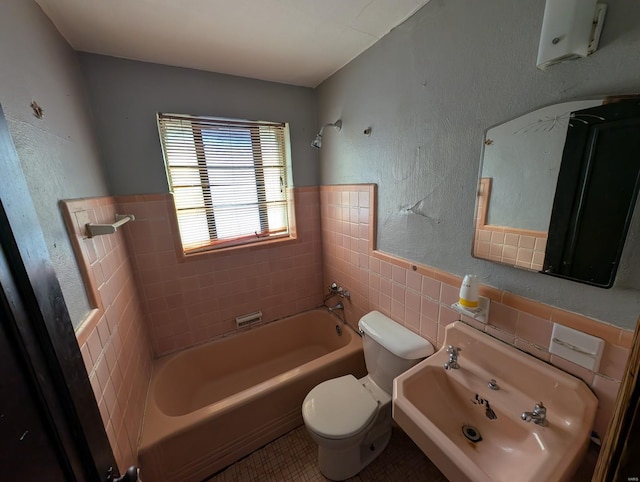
left=328, top=302, right=344, bottom=313
left=324, top=282, right=351, bottom=302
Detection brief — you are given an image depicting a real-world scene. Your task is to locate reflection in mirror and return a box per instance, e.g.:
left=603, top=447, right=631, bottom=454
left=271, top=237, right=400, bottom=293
left=544, top=99, right=640, bottom=287
left=473, top=100, right=603, bottom=271
left=473, top=98, right=640, bottom=287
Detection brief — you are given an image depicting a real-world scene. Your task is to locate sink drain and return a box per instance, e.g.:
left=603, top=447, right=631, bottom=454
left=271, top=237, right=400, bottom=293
left=462, top=425, right=482, bottom=443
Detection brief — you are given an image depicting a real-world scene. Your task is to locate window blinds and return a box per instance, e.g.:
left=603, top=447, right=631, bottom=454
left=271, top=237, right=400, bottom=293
left=157, top=113, right=290, bottom=252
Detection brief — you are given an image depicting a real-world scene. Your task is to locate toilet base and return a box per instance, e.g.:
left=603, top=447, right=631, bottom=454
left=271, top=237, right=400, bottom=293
left=317, top=427, right=392, bottom=481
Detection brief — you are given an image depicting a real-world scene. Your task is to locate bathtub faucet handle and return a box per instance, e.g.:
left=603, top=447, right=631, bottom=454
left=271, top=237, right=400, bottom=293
left=325, top=282, right=350, bottom=302
left=331, top=283, right=350, bottom=299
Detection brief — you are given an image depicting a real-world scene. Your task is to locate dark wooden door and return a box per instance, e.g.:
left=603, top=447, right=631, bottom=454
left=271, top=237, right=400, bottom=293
left=0, top=262, right=72, bottom=481
left=544, top=98, right=640, bottom=287
left=615, top=394, right=640, bottom=481
left=0, top=103, right=118, bottom=481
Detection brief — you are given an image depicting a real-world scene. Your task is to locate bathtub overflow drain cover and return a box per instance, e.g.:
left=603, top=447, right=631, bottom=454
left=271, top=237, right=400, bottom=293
left=462, top=425, right=482, bottom=443
left=335, top=324, right=342, bottom=336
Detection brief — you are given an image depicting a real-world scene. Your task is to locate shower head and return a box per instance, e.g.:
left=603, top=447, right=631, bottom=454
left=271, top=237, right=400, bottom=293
left=311, top=119, right=342, bottom=149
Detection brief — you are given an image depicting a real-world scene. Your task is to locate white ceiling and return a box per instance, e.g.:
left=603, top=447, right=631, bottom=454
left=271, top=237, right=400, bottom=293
left=35, top=0, right=430, bottom=88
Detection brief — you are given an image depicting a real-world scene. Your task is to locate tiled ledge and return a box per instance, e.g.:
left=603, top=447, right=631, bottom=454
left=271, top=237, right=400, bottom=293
left=60, top=196, right=153, bottom=473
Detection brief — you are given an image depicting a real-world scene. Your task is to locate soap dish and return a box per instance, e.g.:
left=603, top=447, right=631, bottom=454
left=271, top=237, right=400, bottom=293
left=549, top=323, right=604, bottom=371
left=451, top=296, right=490, bottom=324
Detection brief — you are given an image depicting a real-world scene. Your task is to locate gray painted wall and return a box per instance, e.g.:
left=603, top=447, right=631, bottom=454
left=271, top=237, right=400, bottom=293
left=316, top=0, right=640, bottom=330
left=77, top=54, right=319, bottom=195
left=0, top=0, right=110, bottom=327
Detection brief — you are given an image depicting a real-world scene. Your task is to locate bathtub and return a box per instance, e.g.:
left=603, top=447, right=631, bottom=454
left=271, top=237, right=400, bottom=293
left=138, top=309, right=366, bottom=482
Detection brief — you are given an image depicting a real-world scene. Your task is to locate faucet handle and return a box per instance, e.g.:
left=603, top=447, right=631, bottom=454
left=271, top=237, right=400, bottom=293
left=521, top=402, right=548, bottom=426
left=444, top=345, right=461, bottom=370
left=534, top=402, right=546, bottom=414
left=447, top=345, right=461, bottom=355
left=327, top=283, right=350, bottom=299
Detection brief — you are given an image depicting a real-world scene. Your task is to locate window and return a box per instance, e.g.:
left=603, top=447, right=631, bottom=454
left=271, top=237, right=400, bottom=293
left=157, top=113, right=292, bottom=253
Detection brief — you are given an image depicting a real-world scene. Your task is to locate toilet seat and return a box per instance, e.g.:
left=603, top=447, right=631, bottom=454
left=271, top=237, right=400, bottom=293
left=302, top=375, right=378, bottom=440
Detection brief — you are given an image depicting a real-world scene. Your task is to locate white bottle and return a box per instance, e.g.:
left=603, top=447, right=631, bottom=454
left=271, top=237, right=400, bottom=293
left=459, top=274, right=479, bottom=309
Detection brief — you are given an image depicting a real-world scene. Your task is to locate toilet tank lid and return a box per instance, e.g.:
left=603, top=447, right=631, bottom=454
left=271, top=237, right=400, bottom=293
left=358, top=311, right=434, bottom=359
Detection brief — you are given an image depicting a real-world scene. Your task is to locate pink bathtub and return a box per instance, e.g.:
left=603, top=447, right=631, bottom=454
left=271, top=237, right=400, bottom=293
left=138, top=309, right=366, bottom=482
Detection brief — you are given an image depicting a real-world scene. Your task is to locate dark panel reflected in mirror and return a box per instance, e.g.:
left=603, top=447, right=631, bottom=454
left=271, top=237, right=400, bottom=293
left=473, top=97, right=640, bottom=288
left=545, top=99, right=640, bottom=287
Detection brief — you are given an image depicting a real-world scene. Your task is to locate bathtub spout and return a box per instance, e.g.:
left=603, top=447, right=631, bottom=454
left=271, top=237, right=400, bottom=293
left=328, top=302, right=344, bottom=312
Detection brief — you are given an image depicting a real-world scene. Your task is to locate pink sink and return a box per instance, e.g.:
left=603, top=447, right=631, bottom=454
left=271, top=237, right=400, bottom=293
left=392, top=322, right=598, bottom=482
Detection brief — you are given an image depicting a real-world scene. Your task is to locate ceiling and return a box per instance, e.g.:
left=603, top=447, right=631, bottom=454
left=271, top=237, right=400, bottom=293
left=35, top=0, right=430, bottom=88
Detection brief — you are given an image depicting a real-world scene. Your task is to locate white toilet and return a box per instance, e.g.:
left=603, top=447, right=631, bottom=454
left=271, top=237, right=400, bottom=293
left=302, top=311, right=434, bottom=480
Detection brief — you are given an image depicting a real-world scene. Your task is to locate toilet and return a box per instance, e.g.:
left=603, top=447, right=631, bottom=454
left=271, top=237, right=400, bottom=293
left=302, top=311, right=434, bottom=481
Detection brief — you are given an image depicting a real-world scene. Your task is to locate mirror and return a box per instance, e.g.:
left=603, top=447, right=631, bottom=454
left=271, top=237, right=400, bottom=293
left=473, top=98, right=640, bottom=287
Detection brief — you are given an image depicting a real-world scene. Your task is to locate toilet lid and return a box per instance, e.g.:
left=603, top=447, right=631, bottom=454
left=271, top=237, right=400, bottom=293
left=302, top=375, right=378, bottom=440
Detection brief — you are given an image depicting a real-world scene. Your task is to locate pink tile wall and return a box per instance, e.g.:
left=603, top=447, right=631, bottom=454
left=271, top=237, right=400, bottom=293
left=475, top=227, right=547, bottom=271
left=61, top=197, right=153, bottom=474
left=474, top=178, right=547, bottom=270
left=118, top=187, right=324, bottom=356
left=320, top=184, right=632, bottom=441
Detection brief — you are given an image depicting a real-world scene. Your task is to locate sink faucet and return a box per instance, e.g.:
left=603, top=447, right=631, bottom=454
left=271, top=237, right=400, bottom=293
left=444, top=345, right=461, bottom=370
left=521, top=402, right=547, bottom=426
left=328, top=301, right=344, bottom=313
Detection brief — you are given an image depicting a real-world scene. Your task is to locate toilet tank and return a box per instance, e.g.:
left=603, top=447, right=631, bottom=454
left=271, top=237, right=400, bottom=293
left=358, top=311, right=434, bottom=394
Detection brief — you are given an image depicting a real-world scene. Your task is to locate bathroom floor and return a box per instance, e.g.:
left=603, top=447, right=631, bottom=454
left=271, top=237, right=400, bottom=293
left=207, top=424, right=447, bottom=481
left=207, top=423, right=600, bottom=481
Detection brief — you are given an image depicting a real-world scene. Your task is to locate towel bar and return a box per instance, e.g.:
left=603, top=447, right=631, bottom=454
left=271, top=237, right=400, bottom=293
left=86, top=214, right=135, bottom=237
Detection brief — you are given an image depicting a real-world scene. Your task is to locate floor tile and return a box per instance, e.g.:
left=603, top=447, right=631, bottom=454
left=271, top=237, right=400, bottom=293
left=207, top=424, right=599, bottom=481
left=207, top=424, right=447, bottom=481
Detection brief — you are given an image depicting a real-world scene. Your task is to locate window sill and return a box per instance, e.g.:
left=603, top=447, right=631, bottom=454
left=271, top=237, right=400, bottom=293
left=180, top=234, right=298, bottom=260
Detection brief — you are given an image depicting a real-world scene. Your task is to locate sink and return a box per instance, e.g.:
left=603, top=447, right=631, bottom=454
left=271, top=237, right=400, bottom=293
left=392, top=322, right=598, bottom=482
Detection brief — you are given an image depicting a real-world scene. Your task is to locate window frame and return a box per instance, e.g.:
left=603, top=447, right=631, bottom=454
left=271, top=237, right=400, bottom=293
left=157, top=113, right=295, bottom=255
